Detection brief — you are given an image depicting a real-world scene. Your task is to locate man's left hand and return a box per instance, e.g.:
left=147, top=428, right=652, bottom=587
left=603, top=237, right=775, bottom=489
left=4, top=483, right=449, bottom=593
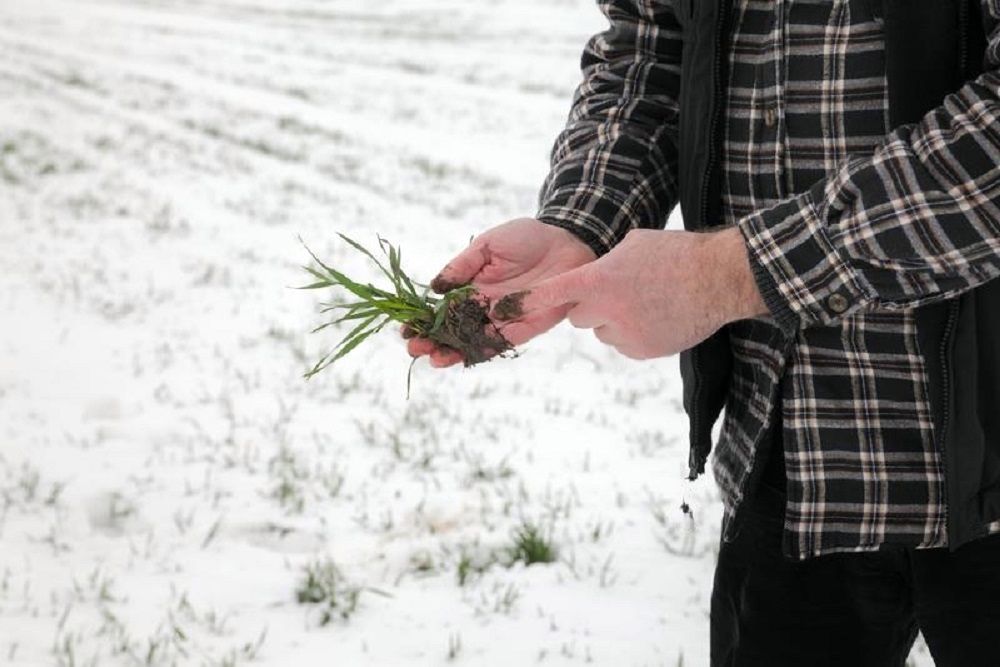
left=491, top=226, right=770, bottom=360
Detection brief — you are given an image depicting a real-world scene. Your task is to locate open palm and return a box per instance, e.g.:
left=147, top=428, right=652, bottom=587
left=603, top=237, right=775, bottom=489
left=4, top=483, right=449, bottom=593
left=405, top=218, right=596, bottom=367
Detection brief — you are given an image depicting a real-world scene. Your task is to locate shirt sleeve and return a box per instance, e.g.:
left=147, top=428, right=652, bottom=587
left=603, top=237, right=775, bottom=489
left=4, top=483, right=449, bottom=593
left=737, top=1, right=1000, bottom=338
left=536, top=0, right=683, bottom=258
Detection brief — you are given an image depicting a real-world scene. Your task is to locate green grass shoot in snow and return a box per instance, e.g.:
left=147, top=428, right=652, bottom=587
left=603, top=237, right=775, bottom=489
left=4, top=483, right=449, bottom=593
left=296, top=233, right=475, bottom=388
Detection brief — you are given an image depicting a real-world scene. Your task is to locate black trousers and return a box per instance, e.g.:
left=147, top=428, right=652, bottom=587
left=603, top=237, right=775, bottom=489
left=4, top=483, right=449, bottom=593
left=710, top=416, right=1000, bottom=666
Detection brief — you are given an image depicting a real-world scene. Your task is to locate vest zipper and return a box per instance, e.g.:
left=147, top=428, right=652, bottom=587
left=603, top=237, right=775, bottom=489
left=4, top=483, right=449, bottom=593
left=938, top=0, right=969, bottom=548
left=689, top=2, right=729, bottom=479
left=698, top=7, right=727, bottom=229
left=958, top=0, right=969, bottom=78
left=938, top=298, right=960, bottom=546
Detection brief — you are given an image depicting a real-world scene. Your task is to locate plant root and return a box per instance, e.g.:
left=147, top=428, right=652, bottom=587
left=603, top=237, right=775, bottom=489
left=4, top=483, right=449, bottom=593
left=426, top=293, right=514, bottom=366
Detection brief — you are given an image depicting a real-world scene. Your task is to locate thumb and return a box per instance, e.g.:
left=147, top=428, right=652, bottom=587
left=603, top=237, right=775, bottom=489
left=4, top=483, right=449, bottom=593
left=491, top=266, right=591, bottom=321
left=430, top=241, right=487, bottom=294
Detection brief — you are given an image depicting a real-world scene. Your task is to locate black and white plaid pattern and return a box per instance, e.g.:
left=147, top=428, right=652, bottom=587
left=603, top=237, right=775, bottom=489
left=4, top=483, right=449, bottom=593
left=537, top=0, right=1000, bottom=559
left=536, top=0, right=682, bottom=259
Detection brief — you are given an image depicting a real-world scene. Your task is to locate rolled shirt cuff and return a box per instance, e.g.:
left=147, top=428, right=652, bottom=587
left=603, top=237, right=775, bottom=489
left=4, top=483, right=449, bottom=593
left=734, top=182, right=874, bottom=336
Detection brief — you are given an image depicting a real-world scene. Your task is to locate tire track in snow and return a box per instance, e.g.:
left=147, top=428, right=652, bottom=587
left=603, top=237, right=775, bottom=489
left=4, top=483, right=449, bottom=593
left=0, top=26, right=548, bottom=217
left=1, top=0, right=586, bottom=133
left=0, top=49, right=513, bottom=221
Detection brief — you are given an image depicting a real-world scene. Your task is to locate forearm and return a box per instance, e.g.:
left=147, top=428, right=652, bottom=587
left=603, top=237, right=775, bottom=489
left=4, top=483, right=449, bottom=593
left=706, top=226, right=770, bottom=325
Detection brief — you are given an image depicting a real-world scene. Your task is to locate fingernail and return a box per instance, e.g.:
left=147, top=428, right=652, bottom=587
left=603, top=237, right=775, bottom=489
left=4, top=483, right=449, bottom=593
left=431, top=274, right=464, bottom=294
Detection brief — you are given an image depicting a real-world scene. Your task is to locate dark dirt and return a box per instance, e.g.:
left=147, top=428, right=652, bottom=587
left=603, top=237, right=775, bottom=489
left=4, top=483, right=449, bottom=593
left=491, top=290, right=528, bottom=321
left=426, top=294, right=514, bottom=366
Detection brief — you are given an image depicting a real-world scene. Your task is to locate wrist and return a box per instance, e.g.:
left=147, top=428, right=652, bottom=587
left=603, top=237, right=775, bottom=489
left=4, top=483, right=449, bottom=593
left=711, top=225, right=770, bottom=323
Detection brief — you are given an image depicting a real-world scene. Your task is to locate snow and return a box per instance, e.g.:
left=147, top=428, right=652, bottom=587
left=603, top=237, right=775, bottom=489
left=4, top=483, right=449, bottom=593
left=0, top=0, right=933, bottom=665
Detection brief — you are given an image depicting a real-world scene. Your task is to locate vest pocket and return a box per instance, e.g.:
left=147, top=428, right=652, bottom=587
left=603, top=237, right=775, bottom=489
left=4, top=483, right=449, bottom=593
left=973, top=281, right=1000, bottom=507
left=946, top=281, right=1000, bottom=533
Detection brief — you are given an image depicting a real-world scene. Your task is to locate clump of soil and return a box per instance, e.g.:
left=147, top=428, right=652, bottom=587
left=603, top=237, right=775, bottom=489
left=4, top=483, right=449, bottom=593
left=491, top=290, right=527, bottom=322
left=426, top=292, right=515, bottom=366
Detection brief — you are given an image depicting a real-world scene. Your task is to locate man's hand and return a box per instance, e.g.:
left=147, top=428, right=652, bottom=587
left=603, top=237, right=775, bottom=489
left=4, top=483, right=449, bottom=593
left=403, top=218, right=597, bottom=367
left=491, top=226, right=769, bottom=360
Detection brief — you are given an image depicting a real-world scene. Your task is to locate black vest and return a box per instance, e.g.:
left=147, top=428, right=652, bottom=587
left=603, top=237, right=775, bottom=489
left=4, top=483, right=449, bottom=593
left=674, top=0, right=1000, bottom=550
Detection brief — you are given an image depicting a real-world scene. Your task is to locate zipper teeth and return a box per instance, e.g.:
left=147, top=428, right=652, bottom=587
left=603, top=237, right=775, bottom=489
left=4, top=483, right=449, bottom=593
left=697, top=8, right=727, bottom=227
left=938, top=299, right=959, bottom=543
left=958, top=0, right=969, bottom=76
left=689, top=353, right=705, bottom=476
left=690, top=3, right=729, bottom=478
left=938, top=4, right=969, bottom=544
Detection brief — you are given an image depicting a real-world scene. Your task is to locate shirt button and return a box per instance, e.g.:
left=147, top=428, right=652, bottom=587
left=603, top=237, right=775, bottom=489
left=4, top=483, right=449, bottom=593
left=827, top=293, right=849, bottom=313
left=764, top=107, right=777, bottom=127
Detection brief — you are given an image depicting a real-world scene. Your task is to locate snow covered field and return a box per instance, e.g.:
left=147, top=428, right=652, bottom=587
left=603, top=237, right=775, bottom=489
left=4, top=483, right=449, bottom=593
left=0, top=0, right=932, bottom=665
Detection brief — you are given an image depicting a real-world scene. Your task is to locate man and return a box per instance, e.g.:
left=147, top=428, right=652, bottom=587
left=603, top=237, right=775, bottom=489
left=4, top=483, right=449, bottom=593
left=405, top=1, right=1000, bottom=665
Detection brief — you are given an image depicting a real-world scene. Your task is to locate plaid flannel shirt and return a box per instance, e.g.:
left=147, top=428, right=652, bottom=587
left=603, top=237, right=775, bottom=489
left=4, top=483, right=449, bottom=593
left=537, top=0, right=1000, bottom=559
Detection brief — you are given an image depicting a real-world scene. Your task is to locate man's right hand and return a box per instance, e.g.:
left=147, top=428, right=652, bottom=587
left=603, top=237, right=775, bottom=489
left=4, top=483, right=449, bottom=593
left=403, top=218, right=597, bottom=367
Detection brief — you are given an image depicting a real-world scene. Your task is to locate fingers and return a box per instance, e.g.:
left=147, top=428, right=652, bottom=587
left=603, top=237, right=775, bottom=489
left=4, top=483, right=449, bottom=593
left=491, top=265, right=592, bottom=322
left=614, top=345, right=651, bottom=361
left=407, top=336, right=465, bottom=368
left=406, top=335, right=436, bottom=358
left=496, top=306, right=568, bottom=347
left=593, top=324, right=621, bottom=346
left=430, top=242, right=488, bottom=294
left=567, top=304, right=607, bottom=330
left=402, top=323, right=467, bottom=368
left=429, top=348, right=464, bottom=367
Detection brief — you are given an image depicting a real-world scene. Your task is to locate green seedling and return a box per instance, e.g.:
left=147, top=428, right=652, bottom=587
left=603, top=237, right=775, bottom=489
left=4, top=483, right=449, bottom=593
left=505, top=521, right=558, bottom=567
left=295, top=557, right=390, bottom=626
left=297, top=234, right=515, bottom=394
